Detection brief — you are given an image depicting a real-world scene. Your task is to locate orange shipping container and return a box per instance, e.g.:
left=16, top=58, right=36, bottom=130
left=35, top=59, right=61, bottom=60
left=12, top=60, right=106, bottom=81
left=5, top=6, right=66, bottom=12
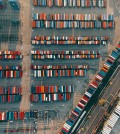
left=32, top=20, right=36, bottom=28
left=33, top=0, right=37, bottom=6
left=102, top=21, right=107, bottom=29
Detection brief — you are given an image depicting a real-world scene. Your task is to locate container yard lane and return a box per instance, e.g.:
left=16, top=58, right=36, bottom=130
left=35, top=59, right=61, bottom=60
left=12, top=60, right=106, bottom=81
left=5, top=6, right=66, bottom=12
left=19, top=0, right=31, bottom=111
left=78, top=63, right=120, bottom=134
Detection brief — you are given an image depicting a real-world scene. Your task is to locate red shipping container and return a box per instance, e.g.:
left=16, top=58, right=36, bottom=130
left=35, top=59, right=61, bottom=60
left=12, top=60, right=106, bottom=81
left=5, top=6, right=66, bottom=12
left=0, top=112, right=2, bottom=120
left=8, top=95, right=10, bottom=102
left=14, top=112, right=18, bottom=120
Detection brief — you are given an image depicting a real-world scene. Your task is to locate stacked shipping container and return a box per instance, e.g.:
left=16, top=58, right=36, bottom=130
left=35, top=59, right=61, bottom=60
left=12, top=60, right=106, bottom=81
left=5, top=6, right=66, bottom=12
left=31, top=50, right=100, bottom=60
left=0, top=110, right=38, bottom=121
left=0, top=51, right=22, bottom=60
left=60, top=43, right=120, bottom=134
left=31, top=85, right=74, bottom=93
left=30, top=93, right=72, bottom=102
left=101, top=101, right=120, bottom=134
left=32, top=14, right=114, bottom=29
left=31, top=65, right=89, bottom=69
left=31, top=65, right=89, bottom=77
left=0, top=65, right=22, bottom=78
left=0, top=86, right=22, bottom=95
left=33, top=0, right=106, bottom=8
left=0, top=95, right=21, bottom=103
left=31, top=35, right=108, bottom=45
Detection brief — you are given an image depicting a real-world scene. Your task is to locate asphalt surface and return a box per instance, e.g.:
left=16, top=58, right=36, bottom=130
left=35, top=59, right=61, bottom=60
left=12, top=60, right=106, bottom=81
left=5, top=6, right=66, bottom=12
left=79, top=64, right=120, bottom=134
left=0, top=0, right=20, bottom=45
left=30, top=0, right=115, bottom=122
left=0, top=0, right=119, bottom=134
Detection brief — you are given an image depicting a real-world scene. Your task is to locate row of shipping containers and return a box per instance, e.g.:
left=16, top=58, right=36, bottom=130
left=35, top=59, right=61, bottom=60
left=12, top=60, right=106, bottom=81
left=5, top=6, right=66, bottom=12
left=0, top=95, right=22, bottom=103
left=31, top=65, right=89, bottom=70
left=33, top=69, right=87, bottom=77
left=0, top=86, right=22, bottom=95
left=0, top=110, right=38, bottom=121
left=0, top=51, right=22, bottom=60
left=0, top=65, right=22, bottom=70
left=30, top=92, right=72, bottom=102
left=31, top=85, right=74, bottom=94
left=60, top=43, right=120, bottom=134
left=33, top=0, right=106, bottom=8
left=33, top=13, right=113, bottom=21
left=31, top=35, right=108, bottom=45
left=31, top=50, right=100, bottom=54
left=101, top=101, right=120, bottom=134
left=0, top=65, right=22, bottom=78
left=32, top=20, right=114, bottom=29
left=0, top=70, right=22, bottom=78
left=31, top=50, right=100, bottom=60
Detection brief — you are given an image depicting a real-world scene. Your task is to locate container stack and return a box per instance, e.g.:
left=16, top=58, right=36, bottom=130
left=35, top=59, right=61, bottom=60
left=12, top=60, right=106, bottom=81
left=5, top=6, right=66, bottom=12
left=31, top=64, right=89, bottom=77
left=32, top=14, right=114, bottom=29
left=0, top=95, right=22, bottom=103
left=0, top=65, right=22, bottom=78
left=31, top=50, right=100, bottom=60
left=33, top=0, right=106, bottom=8
left=0, top=51, right=22, bottom=60
left=101, top=101, right=120, bottom=134
left=0, top=110, right=39, bottom=121
left=0, top=86, right=22, bottom=95
left=30, top=93, right=72, bottom=102
left=31, top=35, right=108, bottom=45
left=31, top=85, right=74, bottom=93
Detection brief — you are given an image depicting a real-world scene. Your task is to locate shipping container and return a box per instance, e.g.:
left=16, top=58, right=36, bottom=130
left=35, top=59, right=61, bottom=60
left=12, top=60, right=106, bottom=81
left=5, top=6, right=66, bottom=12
left=0, top=86, right=22, bottom=95
left=31, top=50, right=100, bottom=60
left=0, top=51, right=22, bottom=60
left=31, top=85, right=74, bottom=94
left=31, top=35, right=108, bottom=45
left=32, top=0, right=106, bottom=8
left=60, top=45, right=120, bottom=134
left=30, top=93, right=72, bottom=102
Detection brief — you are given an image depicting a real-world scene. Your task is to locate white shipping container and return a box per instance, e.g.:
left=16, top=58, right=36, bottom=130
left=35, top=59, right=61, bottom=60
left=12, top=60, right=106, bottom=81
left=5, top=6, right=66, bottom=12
left=76, top=106, right=82, bottom=111
left=2, top=113, right=5, bottom=120
left=34, top=70, right=36, bottom=77
left=101, top=130, right=108, bottom=134
left=115, top=109, right=120, bottom=115
left=11, top=71, right=13, bottom=78
left=85, top=91, right=92, bottom=98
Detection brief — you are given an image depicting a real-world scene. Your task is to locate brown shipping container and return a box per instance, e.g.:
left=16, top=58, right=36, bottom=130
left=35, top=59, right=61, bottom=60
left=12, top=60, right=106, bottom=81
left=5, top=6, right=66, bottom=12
left=33, top=0, right=37, bottom=6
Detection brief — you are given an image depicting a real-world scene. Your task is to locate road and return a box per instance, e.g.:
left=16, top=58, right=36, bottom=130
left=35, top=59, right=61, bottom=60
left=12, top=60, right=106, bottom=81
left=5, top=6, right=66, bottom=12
left=79, top=64, right=120, bottom=134
left=19, top=0, right=31, bottom=111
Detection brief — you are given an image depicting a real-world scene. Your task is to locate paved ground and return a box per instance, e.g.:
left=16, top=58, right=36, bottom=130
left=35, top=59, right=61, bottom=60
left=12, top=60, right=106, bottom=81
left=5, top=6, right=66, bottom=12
left=19, top=0, right=31, bottom=111
left=0, top=0, right=20, bottom=46
left=0, top=0, right=22, bottom=110
left=30, top=0, right=114, bottom=121
left=0, top=0, right=120, bottom=134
